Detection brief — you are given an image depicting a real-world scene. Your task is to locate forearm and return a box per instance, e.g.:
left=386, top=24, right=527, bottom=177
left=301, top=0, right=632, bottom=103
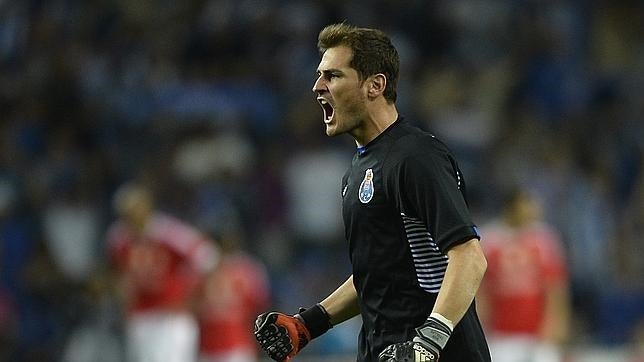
left=379, top=247, right=485, bottom=362
left=320, top=275, right=361, bottom=325
left=540, top=282, right=571, bottom=344
left=432, top=239, right=487, bottom=325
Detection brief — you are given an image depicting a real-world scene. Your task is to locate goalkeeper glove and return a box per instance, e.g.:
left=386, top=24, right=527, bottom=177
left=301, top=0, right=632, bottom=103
left=254, top=304, right=332, bottom=361
left=378, top=315, right=453, bottom=362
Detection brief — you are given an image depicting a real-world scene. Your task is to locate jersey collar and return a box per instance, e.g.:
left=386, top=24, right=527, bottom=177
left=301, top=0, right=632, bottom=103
left=355, top=116, right=403, bottom=155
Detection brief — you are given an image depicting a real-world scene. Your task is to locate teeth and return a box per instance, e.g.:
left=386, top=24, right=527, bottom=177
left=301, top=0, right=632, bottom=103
left=318, top=97, right=333, bottom=123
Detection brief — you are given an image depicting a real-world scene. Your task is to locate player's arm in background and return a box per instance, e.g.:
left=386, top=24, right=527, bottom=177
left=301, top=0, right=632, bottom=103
left=104, top=222, right=136, bottom=310
left=540, top=277, right=570, bottom=345
left=539, top=230, right=571, bottom=345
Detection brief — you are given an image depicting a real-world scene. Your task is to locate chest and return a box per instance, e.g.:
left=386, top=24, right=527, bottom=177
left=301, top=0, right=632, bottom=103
left=115, top=236, right=181, bottom=276
left=342, top=155, right=390, bottom=211
left=341, top=155, right=408, bottom=266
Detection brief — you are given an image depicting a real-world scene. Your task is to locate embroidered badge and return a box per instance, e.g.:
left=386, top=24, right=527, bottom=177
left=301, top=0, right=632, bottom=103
left=358, top=168, right=375, bottom=203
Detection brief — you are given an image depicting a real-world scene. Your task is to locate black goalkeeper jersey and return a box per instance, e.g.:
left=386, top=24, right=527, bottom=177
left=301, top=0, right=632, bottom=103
left=341, top=118, right=490, bottom=362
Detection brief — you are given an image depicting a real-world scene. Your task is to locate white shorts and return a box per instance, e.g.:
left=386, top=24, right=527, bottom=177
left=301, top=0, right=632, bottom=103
left=489, top=335, right=562, bottom=362
left=199, top=348, right=257, bottom=362
left=126, top=311, right=198, bottom=362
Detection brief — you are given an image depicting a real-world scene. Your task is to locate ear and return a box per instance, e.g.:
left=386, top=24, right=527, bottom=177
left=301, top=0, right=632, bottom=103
left=367, top=73, right=387, bottom=99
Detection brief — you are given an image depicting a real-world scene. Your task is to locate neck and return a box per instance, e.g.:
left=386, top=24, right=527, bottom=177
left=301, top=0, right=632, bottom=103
left=353, top=101, right=398, bottom=147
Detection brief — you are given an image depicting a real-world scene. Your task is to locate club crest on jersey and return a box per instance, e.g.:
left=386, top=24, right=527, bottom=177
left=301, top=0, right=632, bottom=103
left=358, top=169, right=375, bottom=203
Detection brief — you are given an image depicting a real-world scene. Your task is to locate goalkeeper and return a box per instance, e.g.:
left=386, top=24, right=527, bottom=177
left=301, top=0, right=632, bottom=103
left=255, top=23, right=491, bottom=362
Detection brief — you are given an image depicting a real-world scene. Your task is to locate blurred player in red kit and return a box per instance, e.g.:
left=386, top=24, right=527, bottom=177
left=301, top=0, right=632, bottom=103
left=107, top=182, right=218, bottom=362
left=478, top=188, right=570, bottom=362
left=197, top=229, right=270, bottom=362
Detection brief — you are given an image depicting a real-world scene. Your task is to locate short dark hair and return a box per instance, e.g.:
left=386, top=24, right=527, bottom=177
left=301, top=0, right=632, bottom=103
left=317, top=23, right=399, bottom=103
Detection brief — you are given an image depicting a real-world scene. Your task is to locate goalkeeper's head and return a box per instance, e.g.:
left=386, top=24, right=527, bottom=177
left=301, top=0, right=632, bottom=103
left=317, top=23, right=400, bottom=104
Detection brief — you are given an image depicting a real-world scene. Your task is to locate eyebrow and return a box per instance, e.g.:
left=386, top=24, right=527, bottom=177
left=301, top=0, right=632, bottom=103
left=317, top=68, right=343, bottom=76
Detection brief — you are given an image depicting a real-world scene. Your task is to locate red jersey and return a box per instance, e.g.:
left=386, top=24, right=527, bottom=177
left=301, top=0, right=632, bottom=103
left=108, top=213, right=218, bottom=312
left=481, top=221, right=567, bottom=335
left=198, top=252, right=270, bottom=355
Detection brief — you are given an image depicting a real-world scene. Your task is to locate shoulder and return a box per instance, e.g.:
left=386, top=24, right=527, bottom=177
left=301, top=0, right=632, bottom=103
left=385, top=121, right=452, bottom=162
left=151, top=213, right=194, bottom=233
left=386, top=120, right=439, bottom=146
left=479, top=222, right=509, bottom=250
left=524, top=222, right=564, bottom=253
left=228, top=253, right=269, bottom=278
left=149, top=213, right=205, bottom=245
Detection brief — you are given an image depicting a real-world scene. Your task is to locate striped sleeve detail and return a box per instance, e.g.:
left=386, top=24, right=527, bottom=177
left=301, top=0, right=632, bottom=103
left=402, top=213, right=448, bottom=293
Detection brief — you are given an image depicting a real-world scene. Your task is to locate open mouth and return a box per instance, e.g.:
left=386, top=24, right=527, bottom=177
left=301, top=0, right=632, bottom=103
left=317, top=97, right=334, bottom=124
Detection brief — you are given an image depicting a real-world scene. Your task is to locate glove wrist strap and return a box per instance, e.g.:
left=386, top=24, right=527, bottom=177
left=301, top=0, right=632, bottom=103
left=296, top=303, right=332, bottom=339
left=429, top=312, right=454, bottom=332
left=416, top=316, right=452, bottom=350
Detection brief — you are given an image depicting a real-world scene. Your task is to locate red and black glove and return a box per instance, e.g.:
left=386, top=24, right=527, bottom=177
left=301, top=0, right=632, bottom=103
left=254, top=304, right=332, bottom=361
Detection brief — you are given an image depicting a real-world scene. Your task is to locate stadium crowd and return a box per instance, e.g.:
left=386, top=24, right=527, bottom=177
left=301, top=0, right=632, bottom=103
left=0, top=0, right=642, bottom=361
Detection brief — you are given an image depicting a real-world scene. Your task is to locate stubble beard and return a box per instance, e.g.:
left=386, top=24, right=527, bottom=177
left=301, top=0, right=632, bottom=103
left=325, top=112, right=362, bottom=138
left=325, top=95, right=366, bottom=138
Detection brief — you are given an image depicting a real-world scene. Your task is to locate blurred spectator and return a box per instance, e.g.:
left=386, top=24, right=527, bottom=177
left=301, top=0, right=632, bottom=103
left=21, top=237, right=76, bottom=361
left=106, top=182, right=218, bottom=362
left=613, top=171, right=644, bottom=295
left=598, top=171, right=644, bottom=346
left=0, top=175, right=71, bottom=361
left=478, top=188, right=571, bottom=362
left=633, top=319, right=644, bottom=362
left=283, top=134, right=348, bottom=246
left=197, top=228, right=270, bottom=362
left=0, top=284, right=15, bottom=360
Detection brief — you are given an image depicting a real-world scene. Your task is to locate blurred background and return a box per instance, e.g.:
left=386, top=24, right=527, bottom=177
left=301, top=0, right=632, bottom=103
left=0, top=0, right=643, bottom=361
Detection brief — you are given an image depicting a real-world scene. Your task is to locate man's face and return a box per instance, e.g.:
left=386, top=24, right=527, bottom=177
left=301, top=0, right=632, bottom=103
left=313, top=45, right=369, bottom=137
